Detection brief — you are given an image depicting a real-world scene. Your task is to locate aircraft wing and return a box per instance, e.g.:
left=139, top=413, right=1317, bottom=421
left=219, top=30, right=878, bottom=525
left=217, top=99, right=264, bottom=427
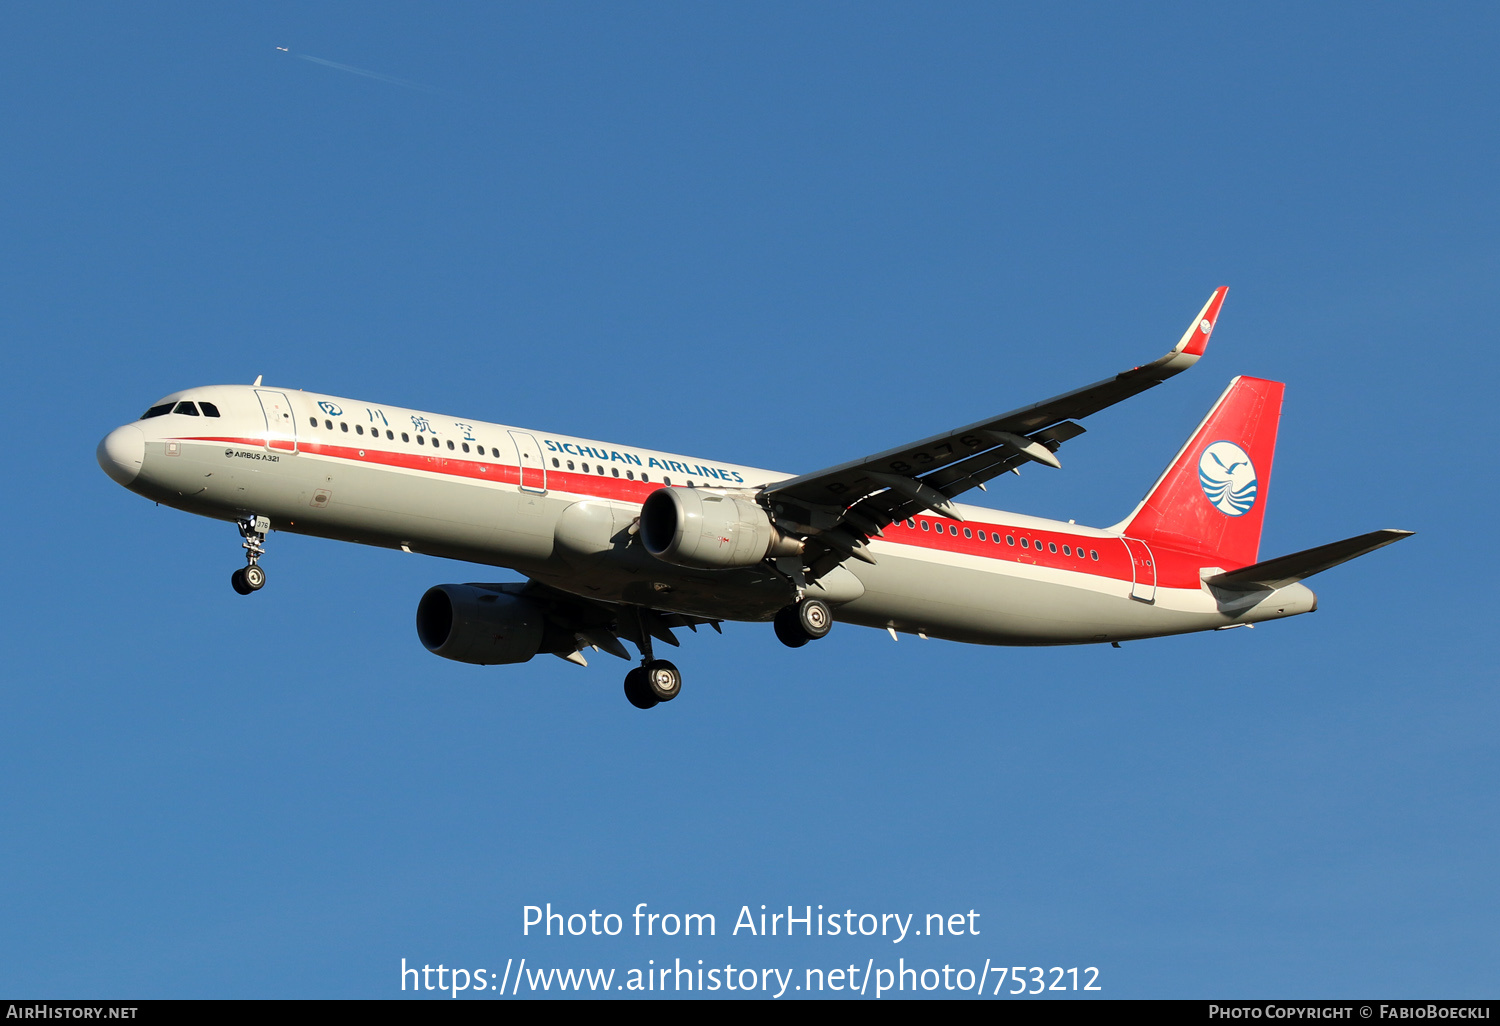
left=762, top=288, right=1228, bottom=576
left=490, top=580, right=722, bottom=666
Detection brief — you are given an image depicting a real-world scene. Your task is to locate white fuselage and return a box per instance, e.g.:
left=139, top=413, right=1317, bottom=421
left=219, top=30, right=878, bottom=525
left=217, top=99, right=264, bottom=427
left=98, top=384, right=1316, bottom=645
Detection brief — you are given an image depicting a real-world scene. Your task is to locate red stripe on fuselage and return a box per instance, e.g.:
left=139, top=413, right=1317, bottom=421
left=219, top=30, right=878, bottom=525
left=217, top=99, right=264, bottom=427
left=185, top=435, right=1215, bottom=589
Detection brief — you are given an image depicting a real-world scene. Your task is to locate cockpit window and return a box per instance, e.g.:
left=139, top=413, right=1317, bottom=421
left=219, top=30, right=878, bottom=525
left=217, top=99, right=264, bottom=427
left=199, top=402, right=221, bottom=418
left=140, top=403, right=174, bottom=419
left=173, top=401, right=200, bottom=416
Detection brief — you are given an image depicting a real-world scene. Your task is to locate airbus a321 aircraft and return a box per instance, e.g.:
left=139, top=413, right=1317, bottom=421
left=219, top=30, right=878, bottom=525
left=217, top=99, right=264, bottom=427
left=98, top=289, right=1410, bottom=708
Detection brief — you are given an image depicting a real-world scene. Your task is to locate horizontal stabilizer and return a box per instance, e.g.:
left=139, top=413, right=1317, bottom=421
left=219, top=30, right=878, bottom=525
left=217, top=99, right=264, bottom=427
left=1206, top=529, right=1414, bottom=591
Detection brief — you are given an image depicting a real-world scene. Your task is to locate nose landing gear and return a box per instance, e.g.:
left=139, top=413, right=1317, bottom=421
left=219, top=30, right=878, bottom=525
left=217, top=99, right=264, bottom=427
left=231, top=515, right=271, bottom=595
left=774, top=597, right=833, bottom=648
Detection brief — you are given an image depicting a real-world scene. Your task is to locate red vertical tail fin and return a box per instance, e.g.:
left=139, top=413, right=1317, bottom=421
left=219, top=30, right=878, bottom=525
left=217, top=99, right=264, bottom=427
left=1116, top=376, right=1284, bottom=568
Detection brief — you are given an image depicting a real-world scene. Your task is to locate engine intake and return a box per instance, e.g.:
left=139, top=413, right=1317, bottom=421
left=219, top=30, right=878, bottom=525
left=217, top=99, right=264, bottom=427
left=416, top=585, right=571, bottom=665
left=639, top=487, right=801, bottom=570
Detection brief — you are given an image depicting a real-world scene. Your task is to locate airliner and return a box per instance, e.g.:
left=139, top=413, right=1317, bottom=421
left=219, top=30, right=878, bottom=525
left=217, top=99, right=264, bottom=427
left=97, top=289, right=1410, bottom=708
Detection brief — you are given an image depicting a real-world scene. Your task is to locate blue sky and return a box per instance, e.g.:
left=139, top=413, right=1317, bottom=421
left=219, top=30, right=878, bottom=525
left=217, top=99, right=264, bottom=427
left=3, top=3, right=1496, bottom=999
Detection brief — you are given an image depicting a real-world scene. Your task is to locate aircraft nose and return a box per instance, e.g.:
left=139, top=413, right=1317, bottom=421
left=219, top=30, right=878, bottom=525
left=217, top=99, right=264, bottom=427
left=97, top=425, right=145, bottom=486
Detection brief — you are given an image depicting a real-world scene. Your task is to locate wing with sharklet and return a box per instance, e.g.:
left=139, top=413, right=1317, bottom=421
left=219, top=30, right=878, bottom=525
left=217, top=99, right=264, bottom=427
left=763, top=287, right=1228, bottom=578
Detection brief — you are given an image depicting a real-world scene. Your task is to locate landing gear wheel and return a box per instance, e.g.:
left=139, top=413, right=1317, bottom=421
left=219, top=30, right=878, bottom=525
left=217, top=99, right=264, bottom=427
left=642, top=659, right=681, bottom=702
left=774, top=606, right=810, bottom=648
left=775, top=598, right=832, bottom=646
left=233, top=516, right=271, bottom=596
left=242, top=564, right=266, bottom=591
left=797, top=597, right=832, bottom=640
left=623, top=668, right=659, bottom=709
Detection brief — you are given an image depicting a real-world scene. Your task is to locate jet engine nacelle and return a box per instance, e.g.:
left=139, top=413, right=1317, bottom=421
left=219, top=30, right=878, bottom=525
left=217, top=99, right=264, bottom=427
left=639, top=487, right=802, bottom=570
left=416, top=584, right=570, bottom=665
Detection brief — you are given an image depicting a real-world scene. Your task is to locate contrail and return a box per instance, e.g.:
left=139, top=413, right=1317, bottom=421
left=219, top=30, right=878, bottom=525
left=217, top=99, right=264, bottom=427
left=276, top=46, right=435, bottom=92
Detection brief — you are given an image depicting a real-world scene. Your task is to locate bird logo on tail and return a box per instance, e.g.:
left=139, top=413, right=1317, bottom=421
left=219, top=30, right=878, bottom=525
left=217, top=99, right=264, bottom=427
left=1198, top=440, right=1257, bottom=516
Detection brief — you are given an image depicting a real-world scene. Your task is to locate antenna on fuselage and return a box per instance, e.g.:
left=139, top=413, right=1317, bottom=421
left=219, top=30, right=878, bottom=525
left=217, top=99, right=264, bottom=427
left=252, top=375, right=263, bottom=386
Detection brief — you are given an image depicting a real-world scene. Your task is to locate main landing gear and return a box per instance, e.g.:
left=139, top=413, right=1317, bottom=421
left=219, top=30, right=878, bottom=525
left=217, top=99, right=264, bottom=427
left=623, top=660, right=682, bottom=710
left=231, top=515, right=271, bottom=595
left=622, top=608, right=683, bottom=710
left=774, top=597, right=833, bottom=648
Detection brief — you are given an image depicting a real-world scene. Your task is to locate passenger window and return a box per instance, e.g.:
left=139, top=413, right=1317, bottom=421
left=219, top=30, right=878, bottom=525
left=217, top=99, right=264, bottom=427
left=355, top=424, right=364, bottom=435
left=1020, top=538, right=1028, bottom=548
left=551, top=457, right=559, bottom=467
left=462, top=443, right=470, bottom=453
left=664, top=477, right=672, bottom=486
left=309, top=417, right=318, bottom=427
left=174, top=401, right=200, bottom=416
left=977, top=530, right=985, bottom=541
left=920, top=521, right=929, bottom=531
left=949, top=525, right=959, bottom=536
left=340, top=422, right=349, bottom=432
left=626, top=470, right=634, bottom=480
left=387, top=430, right=394, bottom=440
left=1006, top=535, right=1015, bottom=545
left=1090, top=550, right=1099, bottom=560
left=324, top=419, right=333, bottom=430
left=1062, top=545, right=1070, bottom=555
left=1048, top=542, right=1057, bottom=553
left=566, top=460, right=574, bottom=470
left=444, top=440, right=452, bottom=450
left=963, top=528, right=972, bottom=539
left=612, top=468, right=620, bottom=477
left=401, top=432, right=410, bottom=442
left=642, top=474, right=649, bottom=482
left=907, top=519, right=916, bottom=529
left=416, top=435, right=425, bottom=445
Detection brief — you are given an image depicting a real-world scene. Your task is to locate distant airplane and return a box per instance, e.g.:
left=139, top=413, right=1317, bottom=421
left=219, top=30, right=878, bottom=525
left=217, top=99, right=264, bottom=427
left=98, top=288, right=1410, bottom=708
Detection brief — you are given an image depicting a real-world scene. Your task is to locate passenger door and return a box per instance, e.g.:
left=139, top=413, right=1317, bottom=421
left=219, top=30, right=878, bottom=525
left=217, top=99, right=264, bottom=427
left=256, top=390, right=299, bottom=453
left=1122, top=536, right=1157, bottom=602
